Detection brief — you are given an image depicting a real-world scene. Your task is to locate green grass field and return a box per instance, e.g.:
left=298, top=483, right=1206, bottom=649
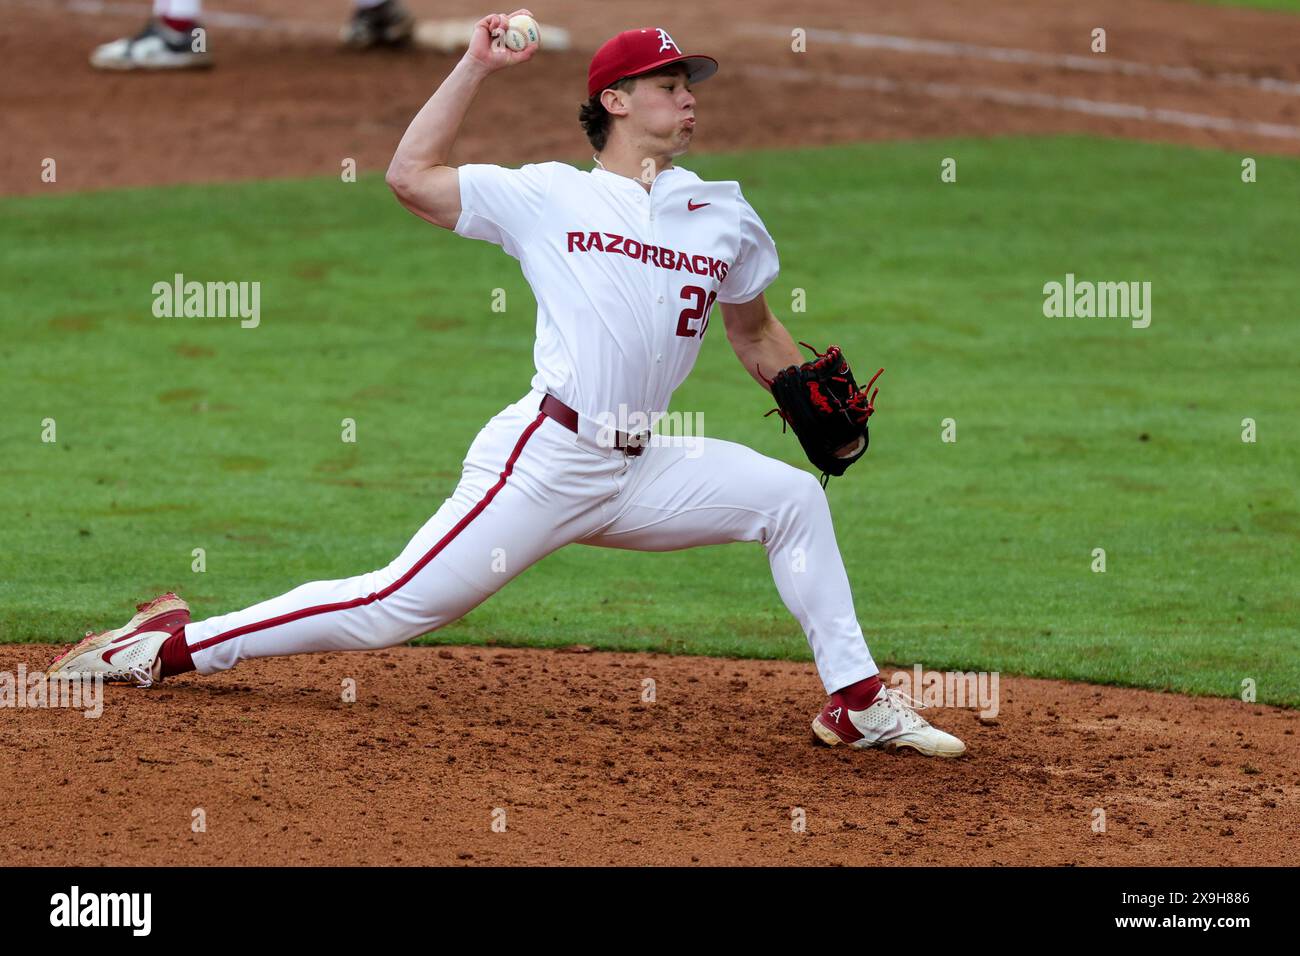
left=2, top=136, right=1297, bottom=705
left=1193, top=0, right=1300, bottom=11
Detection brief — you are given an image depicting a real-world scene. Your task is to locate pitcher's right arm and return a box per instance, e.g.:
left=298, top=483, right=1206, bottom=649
left=385, top=10, right=537, bottom=229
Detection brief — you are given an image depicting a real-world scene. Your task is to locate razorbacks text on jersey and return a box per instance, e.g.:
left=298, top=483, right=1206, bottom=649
left=454, top=162, right=779, bottom=430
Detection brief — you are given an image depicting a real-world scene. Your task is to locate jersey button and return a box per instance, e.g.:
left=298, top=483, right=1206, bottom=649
left=657, top=295, right=664, bottom=303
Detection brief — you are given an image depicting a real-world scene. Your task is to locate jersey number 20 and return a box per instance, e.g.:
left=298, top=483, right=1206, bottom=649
left=676, top=285, right=718, bottom=339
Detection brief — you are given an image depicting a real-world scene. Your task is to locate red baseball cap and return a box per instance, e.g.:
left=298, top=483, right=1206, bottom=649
left=587, top=27, right=718, bottom=98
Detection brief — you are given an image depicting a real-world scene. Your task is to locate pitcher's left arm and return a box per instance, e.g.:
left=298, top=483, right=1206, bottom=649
left=720, top=292, right=803, bottom=389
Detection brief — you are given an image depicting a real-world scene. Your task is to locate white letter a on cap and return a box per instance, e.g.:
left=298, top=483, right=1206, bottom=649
left=656, top=28, right=680, bottom=53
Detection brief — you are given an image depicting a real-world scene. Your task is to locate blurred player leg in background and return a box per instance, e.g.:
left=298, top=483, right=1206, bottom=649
left=341, top=0, right=416, bottom=49
left=89, top=0, right=415, bottom=71
left=90, top=0, right=210, bottom=71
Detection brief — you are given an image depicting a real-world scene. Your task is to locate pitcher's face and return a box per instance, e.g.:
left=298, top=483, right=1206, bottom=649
left=626, top=66, right=696, bottom=157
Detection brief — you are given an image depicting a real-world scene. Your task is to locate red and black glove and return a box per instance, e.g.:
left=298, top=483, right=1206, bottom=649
left=765, top=343, right=883, bottom=486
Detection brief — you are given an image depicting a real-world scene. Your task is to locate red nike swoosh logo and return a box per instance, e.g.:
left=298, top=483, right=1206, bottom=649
left=687, top=200, right=710, bottom=211
left=102, top=640, right=138, bottom=665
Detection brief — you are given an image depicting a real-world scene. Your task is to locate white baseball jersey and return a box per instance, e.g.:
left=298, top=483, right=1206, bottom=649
left=454, top=162, right=780, bottom=425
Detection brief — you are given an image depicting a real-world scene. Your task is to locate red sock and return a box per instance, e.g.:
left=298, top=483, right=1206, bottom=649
left=158, top=625, right=195, bottom=678
left=161, top=17, right=198, bottom=34
left=835, top=674, right=883, bottom=709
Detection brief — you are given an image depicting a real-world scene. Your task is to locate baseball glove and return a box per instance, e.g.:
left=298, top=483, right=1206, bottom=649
left=764, top=343, right=883, bottom=486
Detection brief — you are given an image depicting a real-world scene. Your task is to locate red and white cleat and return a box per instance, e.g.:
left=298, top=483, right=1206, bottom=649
left=812, top=684, right=967, bottom=758
left=48, top=593, right=190, bottom=687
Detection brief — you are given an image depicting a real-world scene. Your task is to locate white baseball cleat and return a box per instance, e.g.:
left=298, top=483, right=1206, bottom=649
left=90, top=20, right=212, bottom=71
left=812, top=685, right=967, bottom=757
left=47, top=593, right=190, bottom=687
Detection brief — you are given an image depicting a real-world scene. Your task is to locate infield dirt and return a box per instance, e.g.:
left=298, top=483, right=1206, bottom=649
left=3, top=645, right=1297, bottom=865
left=5, top=0, right=1300, bottom=196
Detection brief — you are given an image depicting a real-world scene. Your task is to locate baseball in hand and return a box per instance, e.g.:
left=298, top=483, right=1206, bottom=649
left=502, top=14, right=540, bottom=52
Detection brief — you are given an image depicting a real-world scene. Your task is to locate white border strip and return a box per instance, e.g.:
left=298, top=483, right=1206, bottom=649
left=740, top=24, right=1300, bottom=98
left=744, top=66, right=1300, bottom=140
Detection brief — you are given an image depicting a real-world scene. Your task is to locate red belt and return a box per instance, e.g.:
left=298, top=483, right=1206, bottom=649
left=539, top=393, right=647, bottom=456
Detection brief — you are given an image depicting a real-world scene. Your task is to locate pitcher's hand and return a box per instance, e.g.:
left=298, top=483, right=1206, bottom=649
left=465, top=10, right=539, bottom=72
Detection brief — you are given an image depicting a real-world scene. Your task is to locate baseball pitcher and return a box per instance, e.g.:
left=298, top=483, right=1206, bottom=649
left=51, top=12, right=965, bottom=758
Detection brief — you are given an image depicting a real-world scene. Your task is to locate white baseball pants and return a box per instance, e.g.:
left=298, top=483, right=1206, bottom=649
left=184, top=389, right=878, bottom=693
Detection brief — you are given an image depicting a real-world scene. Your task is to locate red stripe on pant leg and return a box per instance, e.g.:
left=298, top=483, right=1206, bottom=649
left=189, top=412, right=548, bottom=654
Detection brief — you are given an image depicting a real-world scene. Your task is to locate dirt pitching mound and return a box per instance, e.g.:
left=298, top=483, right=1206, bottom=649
left=2, top=645, right=1295, bottom=865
